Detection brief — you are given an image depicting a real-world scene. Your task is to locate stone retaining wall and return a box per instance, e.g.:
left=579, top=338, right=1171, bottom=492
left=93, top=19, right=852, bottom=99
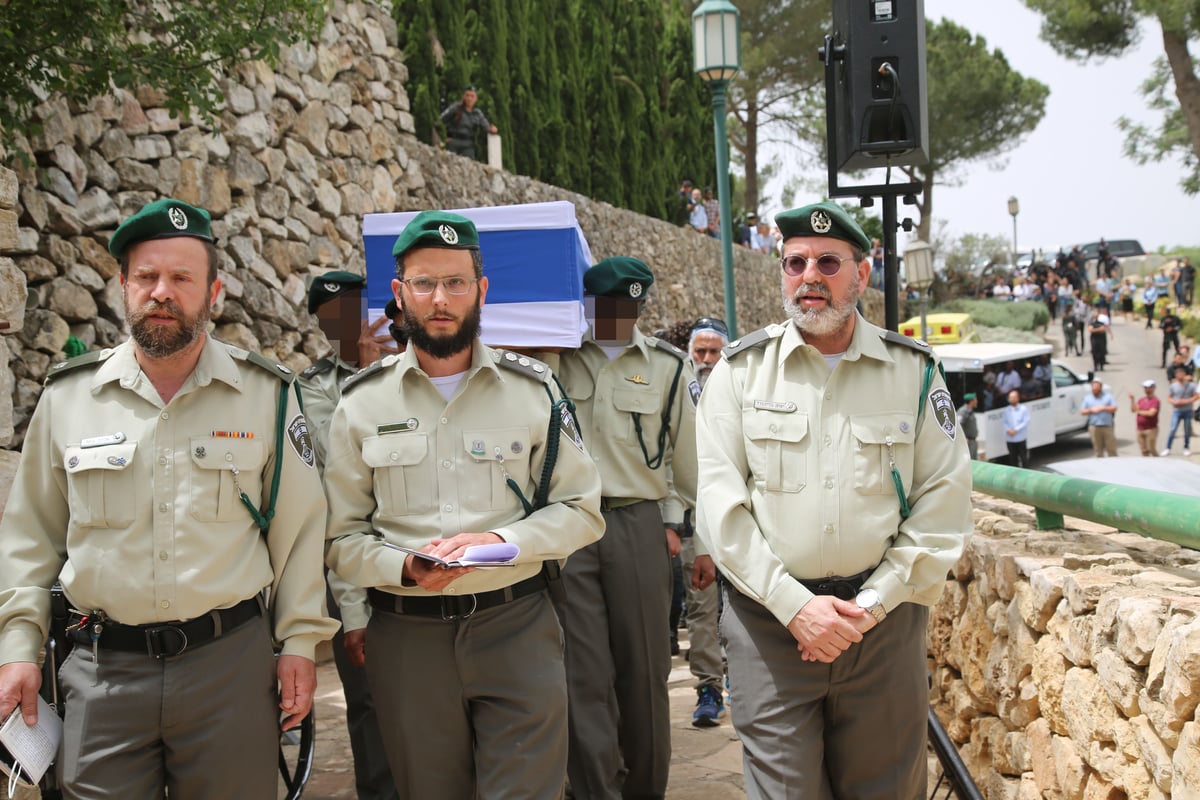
left=932, top=495, right=1200, bottom=799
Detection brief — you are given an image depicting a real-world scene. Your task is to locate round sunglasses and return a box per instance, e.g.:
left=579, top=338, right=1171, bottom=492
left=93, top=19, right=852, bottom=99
left=780, top=254, right=857, bottom=277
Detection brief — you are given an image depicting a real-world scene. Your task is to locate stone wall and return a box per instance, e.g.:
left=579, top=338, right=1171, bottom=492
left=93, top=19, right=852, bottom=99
left=0, top=0, right=885, bottom=454
left=932, top=495, right=1200, bottom=800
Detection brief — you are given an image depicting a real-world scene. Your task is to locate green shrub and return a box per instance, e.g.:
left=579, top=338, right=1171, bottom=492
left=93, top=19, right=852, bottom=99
left=934, top=299, right=1050, bottom=331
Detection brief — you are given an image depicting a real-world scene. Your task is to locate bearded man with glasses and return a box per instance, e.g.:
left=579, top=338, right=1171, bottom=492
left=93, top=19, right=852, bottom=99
left=694, top=201, right=973, bottom=799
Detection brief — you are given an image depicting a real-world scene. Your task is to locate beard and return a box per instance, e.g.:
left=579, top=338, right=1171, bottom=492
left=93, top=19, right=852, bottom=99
left=694, top=362, right=715, bottom=389
left=400, top=293, right=482, bottom=359
left=127, top=298, right=210, bottom=358
left=782, top=279, right=860, bottom=340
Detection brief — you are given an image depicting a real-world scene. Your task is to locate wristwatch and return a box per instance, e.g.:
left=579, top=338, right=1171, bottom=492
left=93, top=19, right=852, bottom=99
left=855, top=588, right=887, bottom=623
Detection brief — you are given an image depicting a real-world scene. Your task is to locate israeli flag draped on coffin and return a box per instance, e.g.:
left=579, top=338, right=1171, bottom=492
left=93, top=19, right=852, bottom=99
left=363, top=201, right=592, bottom=348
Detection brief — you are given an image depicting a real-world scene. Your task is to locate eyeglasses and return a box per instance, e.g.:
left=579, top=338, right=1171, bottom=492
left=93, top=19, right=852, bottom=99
left=399, top=276, right=478, bottom=295
left=691, top=317, right=729, bottom=337
left=780, top=254, right=856, bottom=277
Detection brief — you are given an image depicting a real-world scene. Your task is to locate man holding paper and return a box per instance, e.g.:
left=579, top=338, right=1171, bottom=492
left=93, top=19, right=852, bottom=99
left=323, top=211, right=605, bottom=799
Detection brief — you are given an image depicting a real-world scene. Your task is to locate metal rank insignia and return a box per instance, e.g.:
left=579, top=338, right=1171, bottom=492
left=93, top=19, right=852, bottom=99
left=378, top=418, right=419, bottom=435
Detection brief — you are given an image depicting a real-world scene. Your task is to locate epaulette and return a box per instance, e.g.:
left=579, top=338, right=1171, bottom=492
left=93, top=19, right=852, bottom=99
left=237, top=349, right=295, bottom=383
left=45, top=349, right=110, bottom=383
left=492, top=349, right=552, bottom=382
left=299, top=357, right=336, bottom=380
left=340, top=359, right=387, bottom=394
left=723, top=327, right=773, bottom=360
left=648, top=337, right=687, bottom=361
left=883, top=330, right=933, bottom=356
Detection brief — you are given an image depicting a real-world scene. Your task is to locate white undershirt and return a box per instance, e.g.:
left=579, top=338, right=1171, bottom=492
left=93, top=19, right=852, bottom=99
left=822, top=352, right=845, bottom=371
left=599, top=344, right=626, bottom=360
left=429, top=371, right=467, bottom=401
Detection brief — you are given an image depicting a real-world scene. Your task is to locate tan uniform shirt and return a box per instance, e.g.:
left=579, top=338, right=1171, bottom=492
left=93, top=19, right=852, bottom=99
left=323, top=342, right=604, bottom=597
left=695, top=316, right=973, bottom=627
left=556, top=328, right=699, bottom=521
left=297, top=355, right=371, bottom=631
left=0, top=337, right=338, bottom=664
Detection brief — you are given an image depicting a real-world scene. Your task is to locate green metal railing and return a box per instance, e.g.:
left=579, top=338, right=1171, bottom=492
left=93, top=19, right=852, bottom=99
left=971, top=461, right=1200, bottom=550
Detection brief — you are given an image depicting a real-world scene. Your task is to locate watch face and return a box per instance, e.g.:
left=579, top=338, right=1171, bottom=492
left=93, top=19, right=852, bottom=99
left=857, top=589, right=880, bottom=608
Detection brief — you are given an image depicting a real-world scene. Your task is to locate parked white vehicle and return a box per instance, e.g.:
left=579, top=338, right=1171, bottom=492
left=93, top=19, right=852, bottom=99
left=934, top=343, right=1096, bottom=461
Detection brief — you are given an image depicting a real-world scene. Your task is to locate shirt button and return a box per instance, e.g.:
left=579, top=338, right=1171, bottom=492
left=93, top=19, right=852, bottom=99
left=824, top=524, right=834, bottom=534
left=160, top=600, right=170, bottom=609
left=161, top=412, right=169, bottom=420
left=442, top=459, right=452, bottom=469
left=446, top=587, right=457, bottom=594
left=389, top=452, right=399, bottom=462
left=441, top=417, right=449, bottom=425
left=824, top=436, right=832, bottom=447
left=825, top=392, right=832, bottom=400
left=158, top=503, right=169, bottom=513
left=224, top=453, right=234, bottom=462
left=443, top=504, right=453, bottom=512
left=158, top=456, right=167, bottom=465
left=769, top=424, right=778, bottom=433
left=824, top=479, right=834, bottom=489
left=159, top=551, right=169, bottom=561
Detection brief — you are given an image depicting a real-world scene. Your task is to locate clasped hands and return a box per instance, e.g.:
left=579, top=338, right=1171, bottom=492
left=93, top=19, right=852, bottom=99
left=786, top=595, right=878, bottom=664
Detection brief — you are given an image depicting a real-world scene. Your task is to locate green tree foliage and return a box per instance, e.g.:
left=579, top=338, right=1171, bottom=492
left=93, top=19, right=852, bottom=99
left=1023, top=0, right=1200, bottom=195
left=397, top=0, right=715, bottom=220
left=901, top=20, right=1049, bottom=240
left=0, top=0, right=326, bottom=159
left=726, top=0, right=827, bottom=215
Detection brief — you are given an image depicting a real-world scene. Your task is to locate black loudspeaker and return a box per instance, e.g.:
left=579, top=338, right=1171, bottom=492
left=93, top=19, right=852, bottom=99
left=831, top=0, right=929, bottom=171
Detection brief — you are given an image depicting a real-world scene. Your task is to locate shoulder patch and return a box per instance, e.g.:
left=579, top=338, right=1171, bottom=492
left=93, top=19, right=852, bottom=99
left=723, top=327, right=773, bottom=360
left=648, top=337, right=687, bottom=361
left=300, top=357, right=336, bottom=380
left=340, top=360, right=387, bottom=394
left=928, top=387, right=957, bottom=440
left=46, top=349, right=110, bottom=383
left=492, top=349, right=553, bottom=382
left=883, top=330, right=933, bottom=356
left=225, top=347, right=295, bottom=383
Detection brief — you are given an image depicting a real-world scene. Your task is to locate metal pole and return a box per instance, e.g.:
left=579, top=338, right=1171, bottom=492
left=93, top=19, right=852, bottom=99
left=1012, top=215, right=1018, bottom=266
left=710, top=81, right=738, bottom=339
left=882, top=193, right=899, bottom=331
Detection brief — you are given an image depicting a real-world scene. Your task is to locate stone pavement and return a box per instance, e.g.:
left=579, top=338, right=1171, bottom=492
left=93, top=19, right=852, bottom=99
left=298, top=632, right=746, bottom=799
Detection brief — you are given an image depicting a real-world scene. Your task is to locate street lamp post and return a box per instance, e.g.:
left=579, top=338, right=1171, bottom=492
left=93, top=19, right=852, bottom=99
left=692, top=0, right=741, bottom=338
left=904, top=240, right=935, bottom=342
left=1007, top=196, right=1019, bottom=267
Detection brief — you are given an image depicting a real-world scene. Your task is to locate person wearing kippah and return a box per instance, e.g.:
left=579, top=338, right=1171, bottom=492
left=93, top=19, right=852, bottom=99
left=0, top=198, right=338, bottom=796
left=552, top=257, right=700, bottom=799
left=296, top=271, right=401, bottom=800
left=323, top=210, right=603, bottom=799
left=694, top=200, right=973, bottom=799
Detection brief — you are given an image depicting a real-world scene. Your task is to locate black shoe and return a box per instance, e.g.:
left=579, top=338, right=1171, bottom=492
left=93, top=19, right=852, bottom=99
left=670, top=637, right=680, bottom=656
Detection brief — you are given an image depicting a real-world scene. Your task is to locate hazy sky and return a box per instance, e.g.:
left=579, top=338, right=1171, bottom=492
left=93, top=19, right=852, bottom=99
left=766, top=1, right=1200, bottom=255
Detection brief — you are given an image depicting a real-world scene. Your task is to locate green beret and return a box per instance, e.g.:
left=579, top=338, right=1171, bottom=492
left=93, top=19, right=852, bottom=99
left=391, top=211, right=480, bottom=261
left=775, top=201, right=871, bottom=253
left=963, top=393, right=977, bottom=402
left=307, top=271, right=366, bottom=313
left=108, top=198, right=215, bottom=259
left=584, top=257, right=654, bottom=300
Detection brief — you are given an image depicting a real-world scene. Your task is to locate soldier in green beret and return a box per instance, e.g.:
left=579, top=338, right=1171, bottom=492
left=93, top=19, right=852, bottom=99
left=553, top=256, right=699, bottom=799
left=695, top=200, right=972, bottom=799
left=0, top=197, right=337, bottom=797
left=324, top=210, right=604, bottom=798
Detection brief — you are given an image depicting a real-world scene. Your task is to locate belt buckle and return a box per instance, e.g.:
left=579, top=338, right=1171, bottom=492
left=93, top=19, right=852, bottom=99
left=144, top=625, right=189, bottom=658
left=440, top=594, right=478, bottom=621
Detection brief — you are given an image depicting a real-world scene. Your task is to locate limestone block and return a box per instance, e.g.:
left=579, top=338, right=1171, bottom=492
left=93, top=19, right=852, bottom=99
left=228, top=148, right=269, bottom=193
left=19, top=186, right=48, bottom=229
left=224, top=82, right=257, bottom=115
left=283, top=218, right=312, bottom=243
left=31, top=97, right=73, bottom=150
left=930, top=580, right=967, bottom=666
left=1120, top=763, right=1154, bottom=800
left=1006, top=598, right=1038, bottom=688
left=1000, top=676, right=1043, bottom=731
left=258, top=185, right=291, bottom=220
left=132, top=134, right=171, bottom=161
left=1063, top=552, right=1136, bottom=571
left=954, top=590, right=997, bottom=711
left=1052, top=733, right=1088, bottom=800
left=44, top=194, right=83, bottom=236
left=156, top=156, right=180, bottom=188
left=339, top=182, right=372, bottom=216
left=1131, top=715, right=1174, bottom=794
left=295, top=102, right=330, bottom=155
left=83, top=150, right=119, bottom=192
left=145, top=108, right=180, bottom=134
left=1173, top=720, right=1200, bottom=799
left=1065, top=570, right=1130, bottom=616
left=97, top=275, right=125, bottom=322
left=1008, top=731, right=1033, bottom=774
left=1157, top=618, right=1200, bottom=724
left=1017, top=772, right=1041, bottom=800
left=21, top=309, right=70, bottom=354
left=255, top=148, right=287, bottom=184
left=18, top=255, right=58, bottom=282
left=308, top=235, right=340, bottom=267
left=1064, top=667, right=1120, bottom=748
left=986, top=771, right=1021, bottom=800
left=230, top=111, right=273, bottom=152
left=1027, top=565, right=1072, bottom=632
left=97, top=128, right=133, bottom=162
left=0, top=208, right=16, bottom=251
left=0, top=167, right=18, bottom=208
left=213, top=322, right=260, bottom=352
left=0, top=258, right=27, bottom=332
left=0, top=447, right=20, bottom=509
left=51, top=144, right=87, bottom=192
left=75, top=187, right=121, bottom=230
left=65, top=263, right=104, bottom=293
left=45, top=277, right=98, bottom=322
left=1083, top=770, right=1126, bottom=800
left=1093, top=646, right=1143, bottom=717
left=0, top=338, right=13, bottom=446
left=1028, top=718, right=1060, bottom=795
left=1087, top=739, right=1125, bottom=786
left=113, top=157, right=160, bottom=191
left=73, top=236, right=119, bottom=280
left=370, top=163, right=396, bottom=210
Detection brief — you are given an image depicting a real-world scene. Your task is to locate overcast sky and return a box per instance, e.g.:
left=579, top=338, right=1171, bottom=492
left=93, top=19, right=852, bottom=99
left=766, top=0, right=1200, bottom=256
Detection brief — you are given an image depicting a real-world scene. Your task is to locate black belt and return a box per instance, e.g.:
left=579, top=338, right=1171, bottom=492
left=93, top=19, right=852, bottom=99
left=72, top=596, right=263, bottom=659
left=368, top=574, right=547, bottom=621
left=723, top=568, right=873, bottom=602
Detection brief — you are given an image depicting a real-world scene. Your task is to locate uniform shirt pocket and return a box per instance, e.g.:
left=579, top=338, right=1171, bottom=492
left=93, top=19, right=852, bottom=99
left=361, top=434, right=431, bottom=517
left=63, top=442, right=138, bottom=528
left=461, top=427, right=532, bottom=511
left=188, top=437, right=267, bottom=522
left=743, top=412, right=809, bottom=492
left=850, top=412, right=916, bottom=495
left=612, top=386, right=665, bottom=445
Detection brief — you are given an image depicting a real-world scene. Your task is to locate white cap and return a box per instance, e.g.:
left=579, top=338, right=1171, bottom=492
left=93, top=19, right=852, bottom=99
left=1097, top=314, right=1110, bottom=325
left=1143, top=379, right=1156, bottom=388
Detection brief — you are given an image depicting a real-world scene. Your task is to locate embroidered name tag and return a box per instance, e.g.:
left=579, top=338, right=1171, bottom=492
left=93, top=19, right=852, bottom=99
left=753, top=400, right=797, bottom=413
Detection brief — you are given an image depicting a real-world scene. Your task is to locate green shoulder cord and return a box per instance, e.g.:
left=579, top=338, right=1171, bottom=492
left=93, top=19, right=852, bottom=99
left=632, top=358, right=684, bottom=469
left=238, top=380, right=291, bottom=531
left=505, top=382, right=571, bottom=516
left=889, top=357, right=942, bottom=519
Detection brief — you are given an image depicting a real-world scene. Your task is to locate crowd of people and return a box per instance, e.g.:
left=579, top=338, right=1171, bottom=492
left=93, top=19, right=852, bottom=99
left=0, top=196, right=975, bottom=800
